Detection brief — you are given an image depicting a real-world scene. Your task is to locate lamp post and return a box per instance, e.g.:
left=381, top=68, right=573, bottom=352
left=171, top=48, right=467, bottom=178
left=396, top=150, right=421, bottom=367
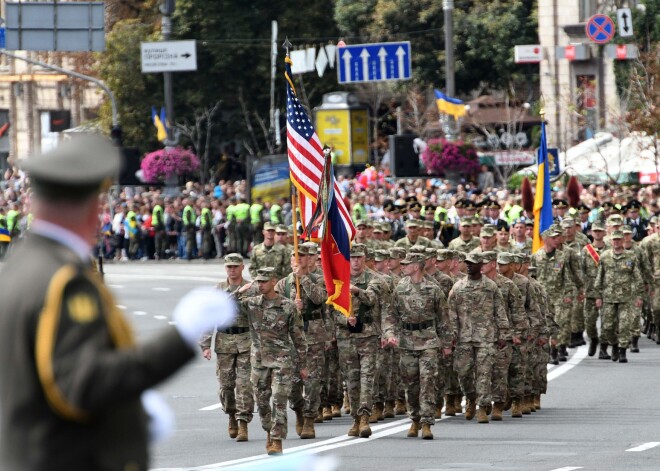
left=443, top=0, right=457, bottom=141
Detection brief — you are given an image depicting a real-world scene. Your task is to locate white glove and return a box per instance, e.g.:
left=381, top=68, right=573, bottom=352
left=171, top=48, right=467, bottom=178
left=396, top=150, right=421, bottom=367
left=141, top=389, right=175, bottom=444
left=173, top=287, right=237, bottom=349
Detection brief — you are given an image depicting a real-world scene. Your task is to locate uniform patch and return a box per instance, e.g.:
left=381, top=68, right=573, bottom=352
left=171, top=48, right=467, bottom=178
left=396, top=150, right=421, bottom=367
left=67, top=294, right=98, bottom=323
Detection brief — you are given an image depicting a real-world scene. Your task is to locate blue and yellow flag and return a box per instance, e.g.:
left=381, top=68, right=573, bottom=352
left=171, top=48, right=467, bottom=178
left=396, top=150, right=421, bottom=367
left=532, top=119, right=553, bottom=253
left=434, top=89, right=466, bottom=119
left=0, top=227, right=10, bottom=243
left=151, top=106, right=167, bottom=142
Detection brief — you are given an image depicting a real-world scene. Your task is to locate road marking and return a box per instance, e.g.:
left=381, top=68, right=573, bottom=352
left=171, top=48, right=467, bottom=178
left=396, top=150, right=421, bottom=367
left=168, top=321, right=177, bottom=325
left=107, top=284, right=124, bottom=289
left=153, top=287, right=171, bottom=292
left=116, top=304, right=126, bottom=310
left=154, top=315, right=168, bottom=320
left=133, top=311, right=147, bottom=316
left=170, top=346, right=589, bottom=470
left=626, top=442, right=660, bottom=452
left=549, top=467, right=583, bottom=471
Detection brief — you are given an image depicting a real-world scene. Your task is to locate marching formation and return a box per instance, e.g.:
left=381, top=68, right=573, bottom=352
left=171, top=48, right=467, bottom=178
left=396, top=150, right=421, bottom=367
left=199, top=196, right=659, bottom=456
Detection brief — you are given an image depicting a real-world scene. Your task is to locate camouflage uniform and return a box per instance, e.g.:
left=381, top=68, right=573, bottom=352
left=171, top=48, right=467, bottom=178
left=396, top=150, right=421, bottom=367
left=385, top=254, right=451, bottom=425
left=623, top=236, right=652, bottom=339
left=249, top=239, right=289, bottom=280
left=365, top=265, right=391, bottom=416
left=529, top=274, right=558, bottom=395
left=447, top=236, right=480, bottom=253
left=643, top=232, right=660, bottom=334
left=581, top=241, right=606, bottom=340
left=394, top=235, right=432, bottom=249
left=240, top=269, right=306, bottom=441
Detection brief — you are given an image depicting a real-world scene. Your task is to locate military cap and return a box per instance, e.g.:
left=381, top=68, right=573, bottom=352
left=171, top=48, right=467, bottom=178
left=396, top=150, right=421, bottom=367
left=365, top=219, right=374, bottom=228
left=436, top=249, right=453, bottom=261
left=350, top=244, right=366, bottom=257
left=383, top=201, right=396, bottom=212
left=606, top=214, right=624, bottom=226
left=21, top=135, right=120, bottom=200
left=275, top=224, right=288, bottom=233
left=601, top=201, right=614, bottom=210
left=409, top=244, right=427, bottom=254
left=577, top=203, right=591, bottom=213
left=224, top=253, right=244, bottom=266
left=287, top=226, right=295, bottom=236
left=406, top=219, right=420, bottom=228
left=497, top=252, right=515, bottom=265
left=423, top=220, right=435, bottom=229
left=424, top=248, right=437, bottom=259
left=255, top=267, right=277, bottom=281
left=488, top=199, right=501, bottom=209
left=296, top=244, right=310, bottom=256
left=481, top=251, right=498, bottom=263
left=381, top=222, right=392, bottom=232
left=301, top=241, right=318, bottom=254
left=621, top=224, right=633, bottom=234
left=425, top=203, right=437, bottom=211
left=365, top=247, right=375, bottom=260
left=372, top=225, right=383, bottom=234
left=389, top=247, right=407, bottom=259
left=400, top=253, right=425, bottom=265
left=263, top=222, right=276, bottom=231
left=591, top=221, right=606, bottom=231
left=455, top=199, right=464, bottom=209
left=525, top=218, right=535, bottom=227
left=374, top=249, right=390, bottom=262
left=409, top=201, right=423, bottom=212
left=480, top=225, right=496, bottom=238
left=552, top=199, right=568, bottom=209
left=463, top=200, right=477, bottom=210
left=354, top=219, right=368, bottom=228
left=560, top=217, right=576, bottom=229
left=496, top=220, right=510, bottom=232
left=612, top=203, right=623, bottom=213
left=627, top=199, right=642, bottom=210
left=610, top=230, right=624, bottom=239
left=465, top=252, right=483, bottom=264
left=650, top=216, right=658, bottom=226
left=514, top=253, right=530, bottom=263
left=460, top=217, right=474, bottom=226
left=405, top=195, right=419, bottom=203
left=541, top=226, right=562, bottom=238
left=456, top=252, right=466, bottom=262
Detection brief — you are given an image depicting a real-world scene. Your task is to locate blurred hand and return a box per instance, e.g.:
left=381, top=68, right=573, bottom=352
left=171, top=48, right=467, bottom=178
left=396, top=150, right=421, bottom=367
left=595, top=299, right=603, bottom=308
left=295, top=298, right=303, bottom=311
left=202, top=348, right=212, bottom=360
left=512, top=336, right=522, bottom=345
left=173, top=288, right=237, bottom=349
left=347, top=316, right=357, bottom=327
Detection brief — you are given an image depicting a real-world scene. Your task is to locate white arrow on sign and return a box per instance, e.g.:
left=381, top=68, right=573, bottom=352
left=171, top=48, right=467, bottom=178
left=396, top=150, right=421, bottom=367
left=617, top=8, right=633, bottom=37
left=395, top=46, right=406, bottom=78
left=378, top=47, right=388, bottom=79
left=342, top=49, right=353, bottom=82
left=360, top=48, right=370, bottom=81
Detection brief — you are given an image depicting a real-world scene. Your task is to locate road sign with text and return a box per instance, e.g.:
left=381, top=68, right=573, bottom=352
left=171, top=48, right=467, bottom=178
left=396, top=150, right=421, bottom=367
left=337, top=42, right=411, bottom=84
left=141, top=40, right=197, bottom=73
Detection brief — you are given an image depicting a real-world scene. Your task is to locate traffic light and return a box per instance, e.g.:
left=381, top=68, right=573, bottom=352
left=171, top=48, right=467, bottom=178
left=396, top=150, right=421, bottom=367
left=389, top=134, right=424, bottom=178
left=110, top=125, right=122, bottom=147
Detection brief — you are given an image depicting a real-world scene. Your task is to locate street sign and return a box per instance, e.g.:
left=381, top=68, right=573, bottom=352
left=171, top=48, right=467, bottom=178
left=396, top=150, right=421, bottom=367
left=617, top=8, right=634, bottom=37
left=586, top=14, right=615, bottom=44
left=337, top=41, right=411, bottom=84
left=604, top=43, right=638, bottom=60
left=0, top=28, right=5, bottom=50
left=141, top=40, right=197, bottom=73
left=514, top=45, right=543, bottom=64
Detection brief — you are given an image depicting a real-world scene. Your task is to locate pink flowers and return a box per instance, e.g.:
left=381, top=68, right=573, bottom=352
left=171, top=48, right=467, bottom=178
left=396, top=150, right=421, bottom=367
left=140, top=147, right=200, bottom=183
left=421, top=138, right=480, bottom=177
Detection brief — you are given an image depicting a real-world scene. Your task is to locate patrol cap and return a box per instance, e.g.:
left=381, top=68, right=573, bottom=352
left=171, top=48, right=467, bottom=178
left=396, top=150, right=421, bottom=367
left=422, top=220, right=434, bottom=229
left=606, top=214, right=624, bottom=226
left=621, top=225, right=633, bottom=234
left=381, top=222, right=392, bottom=232
left=525, top=218, right=535, bottom=227
left=365, top=219, right=374, bottom=228
left=610, top=230, right=624, bottom=239
left=436, top=249, right=454, bottom=261
left=465, top=252, right=483, bottom=264
left=372, top=225, right=383, bottom=234
left=409, top=244, right=426, bottom=254
left=560, top=217, right=576, bottom=228
left=481, top=251, right=498, bottom=263
left=480, top=225, right=496, bottom=237
left=263, top=222, right=276, bottom=231
left=255, top=267, right=277, bottom=281
left=514, top=253, right=530, bottom=264
left=350, top=244, right=366, bottom=257
left=424, top=248, right=438, bottom=259
left=591, top=221, right=606, bottom=231
left=224, top=253, right=244, bottom=266
left=400, top=253, right=425, bottom=265
left=354, top=219, right=367, bottom=228
left=460, top=217, right=474, bottom=226
left=389, top=247, right=407, bottom=259
left=405, top=219, right=420, bottom=228
left=650, top=216, right=658, bottom=226
left=456, top=252, right=466, bottom=262
left=374, top=249, right=390, bottom=262
left=296, top=244, right=310, bottom=256
left=497, top=252, right=515, bottom=265
left=275, top=224, right=288, bottom=233
left=541, top=226, right=562, bottom=238
left=21, top=135, right=120, bottom=200
left=302, top=242, right=319, bottom=254
left=365, top=247, right=375, bottom=260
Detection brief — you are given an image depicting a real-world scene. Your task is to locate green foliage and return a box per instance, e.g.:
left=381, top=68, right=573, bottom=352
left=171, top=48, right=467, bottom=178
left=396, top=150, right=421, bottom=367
left=507, top=171, right=532, bottom=191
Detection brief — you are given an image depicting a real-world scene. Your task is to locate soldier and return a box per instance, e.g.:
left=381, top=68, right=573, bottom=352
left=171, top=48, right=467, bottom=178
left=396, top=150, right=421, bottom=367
left=249, top=222, right=289, bottom=279
left=594, top=231, right=644, bottom=363
left=552, top=199, right=569, bottom=221
left=495, top=222, right=514, bottom=252
left=472, top=224, right=498, bottom=252
left=334, top=244, right=382, bottom=438
left=379, top=223, right=395, bottom=249
left=581, top=222, right=607, bottom=357
left=448, top=218, right=480, bottom=253
left=448, top=252, right=510, bottom=424
left=384, top=253, right=451, bottom=440
left=354, top=219, right=378, bottom=251
left=275, top=224, right=292, bottom=257
left=625, top=199, right=649, bottom=242
left=236, top=267, right=307, bottom=455
left=275, top=246, right=328, bottom=439
left=643, top=217, right=660, bottom=343
left=200, top=253, right=256, bottom=441
left=622, top=224, right=652, bottom=353
left=481, top=252, right=526, bottom=421
left=394, top=219, right=432, bottom=249
left=388, top=247, right=408, bottom=415
left=561, top=217, right=588, bottom=348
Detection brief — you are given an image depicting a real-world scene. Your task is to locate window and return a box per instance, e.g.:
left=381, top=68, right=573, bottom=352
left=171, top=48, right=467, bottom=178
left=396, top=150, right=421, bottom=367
left=579, top=0, right=598, bottom=21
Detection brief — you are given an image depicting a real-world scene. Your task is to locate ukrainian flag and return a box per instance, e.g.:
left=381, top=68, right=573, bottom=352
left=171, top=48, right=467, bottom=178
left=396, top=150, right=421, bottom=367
left=532, top=118, right=553, bottom=253
left=434, top=89, right=466, bottom=119
left=0, top=228, right=10, bottom=243
left=151, top=106, right=167, bottom=142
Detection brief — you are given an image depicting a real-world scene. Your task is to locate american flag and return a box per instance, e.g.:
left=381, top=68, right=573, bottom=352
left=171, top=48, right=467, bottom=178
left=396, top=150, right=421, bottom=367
left=285, top=57, right=356, bottom=241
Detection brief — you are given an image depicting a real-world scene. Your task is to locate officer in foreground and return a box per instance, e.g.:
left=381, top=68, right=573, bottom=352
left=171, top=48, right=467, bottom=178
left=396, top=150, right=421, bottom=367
left=0, top=135, right=236, bottom=471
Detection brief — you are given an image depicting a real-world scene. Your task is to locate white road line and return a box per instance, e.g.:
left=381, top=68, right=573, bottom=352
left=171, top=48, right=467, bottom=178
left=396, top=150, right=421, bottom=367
left=133, top=311, right=147, bottom=316
left=116, top=305, right=126, bottom=310
left=199, top=403, right=223, bottom=411
left=168, top=321, right=177, bottom=325
left=153, top=315, right=168, bottom=320
left=107, top=284, right=124, bottom=289
left=153, top=287, right=171, bottom=292
left=162, top=346, right=589, bottom=471
left=549, top=467, right=583, bottom=471
left=626, top=442, right=660, bottom=452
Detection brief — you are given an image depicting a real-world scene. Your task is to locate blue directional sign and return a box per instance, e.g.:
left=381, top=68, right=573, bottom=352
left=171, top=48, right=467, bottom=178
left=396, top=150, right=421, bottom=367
left=586, top=14, right=615, bottom=44
left=337, top=41, right=411, bottom=84
left=0, top=28, right=5, bottom=50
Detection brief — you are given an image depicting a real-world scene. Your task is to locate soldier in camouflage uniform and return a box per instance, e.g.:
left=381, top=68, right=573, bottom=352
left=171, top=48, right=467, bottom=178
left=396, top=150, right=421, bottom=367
left=249, top=222, right=289, bottom=279
left=561, top=217, right=588, bottom=348
left=200, top=253, right=256, bottom=441
left=275, top=225, right=294, bottom=278
left=622, top=224, right=652, bottom=352
left=531, top=225, right=584, bottom=362
left=447, top=252, right=511, bottom=424
left=580, top=222, right=608, bottom=358
left=388, top=247, right=408, bottom=415
left=594, top=230, right=644, bottom=363
left=379, top=223, right=395, bottom=250
left=394, top=220, right=432, bottom=249
left=236, top=267, right=307, bottom=455
left=335, top=244, right=383, bottom=438
left=275, top=245, right=328, bottom=439
left=354, top=220, right=379, bottom=252
left=384, top=253, right=451, bottom=440
left=481, top=252, right=527, bottom=421
left=642, top=217, right=660, bottom=343
left=448, top=218, right=480, bottom=253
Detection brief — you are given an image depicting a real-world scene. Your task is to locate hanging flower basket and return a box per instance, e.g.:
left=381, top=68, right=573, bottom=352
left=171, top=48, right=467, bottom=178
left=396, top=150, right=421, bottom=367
left=140, top=147, right=200, bottom=184
left=421, top=138, right=480, bottom=177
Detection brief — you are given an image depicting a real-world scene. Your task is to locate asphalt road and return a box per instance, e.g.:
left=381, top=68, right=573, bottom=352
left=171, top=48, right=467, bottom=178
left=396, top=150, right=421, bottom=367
left=101, top=262, right=660, bottom=471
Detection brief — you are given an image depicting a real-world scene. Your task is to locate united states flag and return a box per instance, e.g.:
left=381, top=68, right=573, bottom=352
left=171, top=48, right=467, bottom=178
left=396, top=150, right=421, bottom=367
left=285, top=57, right=356, bottom=241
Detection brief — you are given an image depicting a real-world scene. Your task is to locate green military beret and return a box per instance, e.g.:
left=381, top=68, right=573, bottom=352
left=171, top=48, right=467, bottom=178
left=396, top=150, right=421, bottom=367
left=610, top=230, right=624, bottom=239
left=497, top=252, right=515, bottom=265
left=264, top=222, right=276, bottom=231
left=465, top=252, right=483, bottom=264
left=255, top=267, right=277, bottom=281
left=224, top=253, right=244, bottom=266
left=480, top=225, right=496, bottom=238
left=400, top=253, right=425, bottom=265
left=275, top=224, right=288, bottom=233
left=374, top=249, right=390, bottom=262
left=351, top=244, right=366, bottom=257
left=621, top=224, right=633, bottom=234
left=436, top=249, right=453, bottom=261
left=481, top=251, right=498, bottom=263
left=389, top=247, right=406, bottom=259
left=592, top=221, right=606, bottom=231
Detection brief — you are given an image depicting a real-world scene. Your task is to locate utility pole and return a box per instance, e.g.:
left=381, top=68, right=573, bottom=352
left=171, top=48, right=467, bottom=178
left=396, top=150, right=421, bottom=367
left=443, top=0, right=457, bottom=140
left=270, top=20, right=278, bottom=149
left=161, top=0, right=177, bottom=145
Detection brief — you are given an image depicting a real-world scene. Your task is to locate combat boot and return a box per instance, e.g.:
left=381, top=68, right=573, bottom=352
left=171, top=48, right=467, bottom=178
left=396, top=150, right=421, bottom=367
left=376, top=402, right=385, bottom=421
left=568, top=332, right=577, bottom=348
left=315, top=407, right=324, bottom=424
left=228, top=413, right=238, bottom=439
left=631, top=336, right=640, bottom=353
left=521, top=397, right=531, bottom=415
left=476, top=407, right=489, bottom=423
left=550, top=347, right=559, bottom=365
left=484, top=403, right=493, bottom=415
left=300, top=417, right=316, bottom=439
left=323, top=406, right=333, bottom=421
left=347, top=417, right=360, bottom=437
left=491, top=402, right=504, bottom=421
left=465, top=396, right=476, bottom=421
left=618, top=347, right=628, bottom=363
left=558, top=345, right=568, bottom=362
left=454, top=395, right=463, bottom=413
left=368, top=406, right=379, bottom=424
left=343, top=392, right=350, bottom=414
left=511, top=399, right=523, bottom=418
left=599, top=343, right=611, bottom=360
left=588, top=337, right=599, bottom=357
left=444, top=395, right=456, bottom=416
left=294, top=408, right=304, bottom=437
left=267, top=439, right=283, bottom=456
left=534, top=394, right=542, bottom=410
left=578, top=332, right=586, bottom=346
left=503, top=395, right=512, bottom=412
left=384, top=400, right=396, bottom=418
left=407, top=419, right=420, bottom=438
left=358, top=414, right=372, bottom=438
left=265, top=432, right=272, bottom=452
left=527, top=395, right=536, bottom=412
left=332, top=404, right=342, bottom=417
left=236, top=420, right=248, bottom=442
left=421, top=423, right=433, bottom=440
left=394, top=400, right=407, bottom=415
left=611, top=344, right=620, bottom=362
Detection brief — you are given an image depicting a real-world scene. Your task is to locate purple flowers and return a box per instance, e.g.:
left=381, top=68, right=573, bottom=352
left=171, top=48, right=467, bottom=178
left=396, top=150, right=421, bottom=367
left=421, top=138, right=480, bottom=177
left=140, top=147, right=201, bottom=183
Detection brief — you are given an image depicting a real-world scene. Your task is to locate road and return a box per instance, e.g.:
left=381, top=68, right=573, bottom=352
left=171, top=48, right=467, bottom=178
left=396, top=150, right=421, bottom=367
left=102, top=262, right=660, bottom=471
